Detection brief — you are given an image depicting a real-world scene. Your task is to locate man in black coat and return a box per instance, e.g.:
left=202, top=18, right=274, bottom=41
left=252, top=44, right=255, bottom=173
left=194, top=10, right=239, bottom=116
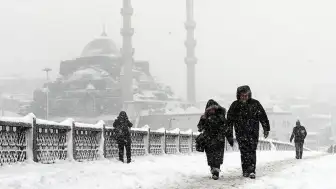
left=113, top=111, right=133, bottom=163
left=290, top=120, right=307, bottom=159
left=227, top=85, right=270, bottom=179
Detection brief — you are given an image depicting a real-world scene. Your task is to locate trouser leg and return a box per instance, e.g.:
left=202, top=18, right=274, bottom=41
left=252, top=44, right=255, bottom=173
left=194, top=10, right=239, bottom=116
left=118, top=141, right=125, bottom=162
left=125, top=139, right=132, bottom=162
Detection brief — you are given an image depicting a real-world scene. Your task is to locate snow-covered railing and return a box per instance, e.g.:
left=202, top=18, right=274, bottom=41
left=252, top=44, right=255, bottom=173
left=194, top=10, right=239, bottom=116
left=0, top=114, right=308, bottom=165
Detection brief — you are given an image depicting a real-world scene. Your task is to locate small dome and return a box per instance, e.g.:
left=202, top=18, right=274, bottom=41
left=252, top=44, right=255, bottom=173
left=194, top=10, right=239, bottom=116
left=81, top=32, right=120, bottom=57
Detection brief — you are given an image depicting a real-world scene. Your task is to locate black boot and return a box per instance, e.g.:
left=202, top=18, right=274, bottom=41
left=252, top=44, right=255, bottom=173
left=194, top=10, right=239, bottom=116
left=127, top=158, right=131, bottom=164
left=243, top=172, right=249, bottom=177
left=249, top=173, right=256, bottom=179
left=211, top=168, right=220, bottom=180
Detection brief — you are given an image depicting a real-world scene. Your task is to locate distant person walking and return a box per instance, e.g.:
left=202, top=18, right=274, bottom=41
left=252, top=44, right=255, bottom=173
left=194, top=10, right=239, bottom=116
left=113, top=111, right=133, bottom=163
left=196, top=99, right=234, bottom=180
left=227, top=85, right=270, bottom=179
left=290, top=120, right=307, bottom=159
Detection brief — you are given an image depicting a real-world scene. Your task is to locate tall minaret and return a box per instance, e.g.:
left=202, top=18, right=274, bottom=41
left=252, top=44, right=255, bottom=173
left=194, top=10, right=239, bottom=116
left=121, top=0, right=134, bottom=102
left=185, top=0, right=197, bottom=104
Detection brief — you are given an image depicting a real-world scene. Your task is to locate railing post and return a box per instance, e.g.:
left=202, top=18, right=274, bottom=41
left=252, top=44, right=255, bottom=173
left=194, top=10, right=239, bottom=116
left=144, top=128, right=150, bottom=155
left=65, top=121, right=74, bottom=161
left=32, top=117, right=38, bottom=162
left=189, top=132, right=193, bottom=153
left=98, top=122, right=105, bottom=160
left=176, top=130, right=180, bottom=153
left=72, top=121, right=76, bottom=161
left=24, top=115, right=34, bottom=163
left=103, top=124, right=106, bottom=158
left=162, top=129, right=166, bottom=154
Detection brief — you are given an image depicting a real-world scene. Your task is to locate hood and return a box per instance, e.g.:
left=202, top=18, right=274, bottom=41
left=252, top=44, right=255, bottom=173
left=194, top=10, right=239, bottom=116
left=117, top=111, right=129, bottom=121
left=296, top=120, right=301, bottom=126
left=205, top=99, right=219, bottom=110
left=236, top=85, right=252, bottom=100
left=204, top=99, right=225, bottom=115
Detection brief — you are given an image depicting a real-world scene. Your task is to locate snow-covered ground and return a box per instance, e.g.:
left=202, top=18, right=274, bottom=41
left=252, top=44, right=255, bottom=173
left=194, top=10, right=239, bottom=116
left=0, top=151, right=325, bottom=189
left=245, top=154, right=336, bottom=189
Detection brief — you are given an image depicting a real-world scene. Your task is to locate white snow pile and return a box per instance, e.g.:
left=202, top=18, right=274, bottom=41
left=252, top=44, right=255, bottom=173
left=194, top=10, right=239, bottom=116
left=66, top=67, right=110, bottom=82
left=0, top=151, right=324, bottom=189
left=245, top=154, right=336, bottom=189
left=75, top=120, right=105, bottom=129
left=131, top=125, right=150, bottom=132
left=0, top=113, right=35, bottom=124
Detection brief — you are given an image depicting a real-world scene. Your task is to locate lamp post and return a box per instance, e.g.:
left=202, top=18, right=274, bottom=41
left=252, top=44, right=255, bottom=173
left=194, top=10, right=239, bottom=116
left=42, top=68, right=52, bottom=120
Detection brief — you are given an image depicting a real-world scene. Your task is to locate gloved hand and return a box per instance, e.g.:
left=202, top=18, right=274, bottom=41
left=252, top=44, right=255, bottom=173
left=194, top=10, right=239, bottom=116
left=227, top=137, right=234, bottom=147
left=264, top=131, right=269, bottom=139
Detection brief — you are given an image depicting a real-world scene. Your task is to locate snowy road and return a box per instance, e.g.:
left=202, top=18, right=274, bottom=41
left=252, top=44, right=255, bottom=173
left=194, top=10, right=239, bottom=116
left=167, top=153, right=326, bottom=189
left=245, top=154, right=336, bottom=189
left=0, top=151, right=326, bottom=189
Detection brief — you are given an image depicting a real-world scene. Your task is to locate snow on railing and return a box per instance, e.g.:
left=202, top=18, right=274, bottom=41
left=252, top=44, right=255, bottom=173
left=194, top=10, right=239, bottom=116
left=0, top=113, right=308, bottom=165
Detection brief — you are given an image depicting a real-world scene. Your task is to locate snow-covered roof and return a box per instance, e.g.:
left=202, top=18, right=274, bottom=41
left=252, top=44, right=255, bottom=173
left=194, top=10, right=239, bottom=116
left=141, top=90, right=157, bottom=98
left=67, top=67, right=110, bottom=81
left=290, top=104, right=310, bottom=109
left=185, top=107, right=202, bottom=114
left=307, top=132, right=319, bottom=135
left=311, top=114, right=332, bottom=119
left=86, top=83, right=96, bottom=90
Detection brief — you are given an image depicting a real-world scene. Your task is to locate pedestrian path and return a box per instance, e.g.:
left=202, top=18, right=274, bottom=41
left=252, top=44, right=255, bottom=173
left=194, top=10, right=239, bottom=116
left=162, top=151, right=325, bottom=189
left=0, top=151, right=324, bottom=189
left=243, top=154, right=336, bottom=189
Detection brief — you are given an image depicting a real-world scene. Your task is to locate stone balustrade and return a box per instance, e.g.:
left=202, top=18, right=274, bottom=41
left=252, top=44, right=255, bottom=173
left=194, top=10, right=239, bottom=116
left=0, top=113, right=310, bottom=165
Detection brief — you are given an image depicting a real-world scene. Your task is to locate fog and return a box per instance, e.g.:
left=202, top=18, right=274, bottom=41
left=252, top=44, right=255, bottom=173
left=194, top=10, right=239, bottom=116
left=1, top=0, right=336, bottom=100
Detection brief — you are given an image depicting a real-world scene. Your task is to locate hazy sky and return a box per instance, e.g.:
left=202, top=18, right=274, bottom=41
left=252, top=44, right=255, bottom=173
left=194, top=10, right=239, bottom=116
left=1, top=0, right=336, bottom=100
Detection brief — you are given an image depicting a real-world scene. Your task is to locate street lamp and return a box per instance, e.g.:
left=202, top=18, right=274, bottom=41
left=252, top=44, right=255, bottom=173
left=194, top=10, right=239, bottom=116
left=42, top=68, right=52, bottom=120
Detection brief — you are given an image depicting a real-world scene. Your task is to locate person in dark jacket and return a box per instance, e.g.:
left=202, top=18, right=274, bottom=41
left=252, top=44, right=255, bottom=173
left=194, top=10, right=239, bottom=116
left=113, top=111, right=133, bottom=163
left=197, top=99, right=234, bottom=180
left=227, top=85, right=270, bottom=179
left=290, top=120, right=307, bottom=159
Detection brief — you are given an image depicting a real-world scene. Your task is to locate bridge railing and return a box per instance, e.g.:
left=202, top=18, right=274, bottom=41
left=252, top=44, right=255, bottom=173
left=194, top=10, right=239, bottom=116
left=0, top=113, right=309, bottom=165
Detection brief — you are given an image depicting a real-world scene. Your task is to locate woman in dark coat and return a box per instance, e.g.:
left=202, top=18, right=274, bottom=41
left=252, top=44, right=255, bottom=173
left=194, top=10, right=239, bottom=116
left=197, top=99, right=234, bottom=180
left=113, top=111, right=133, bottom=163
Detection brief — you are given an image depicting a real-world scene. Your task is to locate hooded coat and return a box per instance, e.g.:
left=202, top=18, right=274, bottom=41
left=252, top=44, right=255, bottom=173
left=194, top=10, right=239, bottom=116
left=197, top=99, right=228, bottom=141
left=227, top=85, right=270, bottom=151
left=197, top=99, right=230, bottom=168
left=290, top=120, right=307, bottom=143
left=113, top=111, right=133, bottom=142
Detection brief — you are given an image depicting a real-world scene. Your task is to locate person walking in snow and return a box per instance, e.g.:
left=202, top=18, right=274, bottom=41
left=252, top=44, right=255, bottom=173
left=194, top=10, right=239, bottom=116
left=227, top=85, right=270, bottom=179
left=197, top=99, right=234, bottom=180
left=113, top=111, right=133, bottom=163
left=290, top=120, right=307, bottom=159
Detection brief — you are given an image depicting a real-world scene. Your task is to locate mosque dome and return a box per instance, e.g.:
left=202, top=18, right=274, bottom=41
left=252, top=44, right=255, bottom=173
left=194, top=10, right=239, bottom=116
left=80, top=31, right=120, bottom=57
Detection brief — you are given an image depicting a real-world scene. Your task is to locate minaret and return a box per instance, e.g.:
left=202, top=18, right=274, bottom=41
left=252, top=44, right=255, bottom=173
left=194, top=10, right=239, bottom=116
left=121, top=0, right=134, bottom=102
left=185, top=0, right=197, bottom=104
